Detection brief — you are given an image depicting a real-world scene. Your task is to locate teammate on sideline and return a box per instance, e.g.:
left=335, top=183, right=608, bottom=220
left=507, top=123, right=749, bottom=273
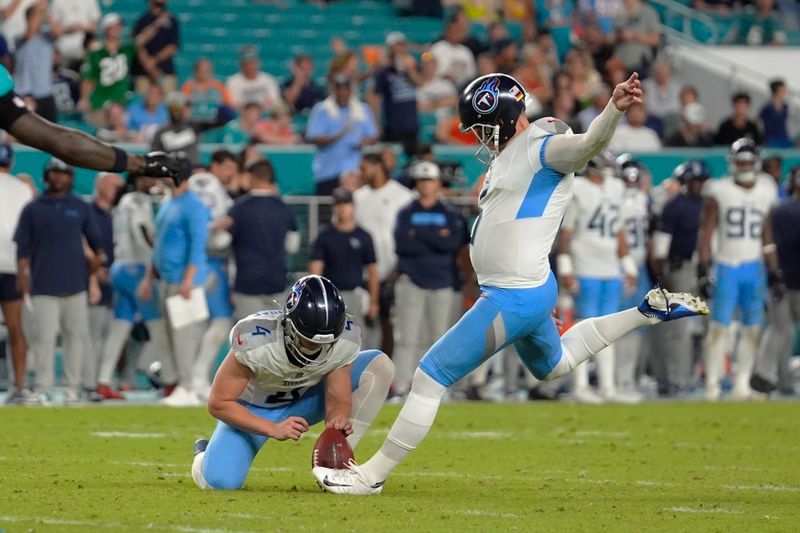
left=0, top=64, right=176, bottom=178
left=698, top=138, right=778, bottom=401
left=314, top=72, right=708, bottom=494
left=191, top=275, right=394, bottom=490
left=558, top=151, right=637, bottom=403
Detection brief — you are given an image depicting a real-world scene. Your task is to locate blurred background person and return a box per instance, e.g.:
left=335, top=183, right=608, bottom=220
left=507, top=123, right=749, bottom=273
left=49, top=0, right=100, bottom=72
left=308, top=186, right=379, bottom=323
left=226, top=159, right=299, bottom=319
left=714, top=92, right=762, bottom=146
left=281, top=53, right=324, bottom=114
left=13, top=0, right=57, bottom=122
left=0, top=143, right=33, bottom=404
left=131, top=0, right=180, bottom=94
left=181, top=58, right=232, bottom=120
left=14, top=158, right=102, bottom=404
left=391, top=161, right=464, bottom=400
left=225, top=44, right=281, bottom=113
left=126, top=83, right=168, bottom=143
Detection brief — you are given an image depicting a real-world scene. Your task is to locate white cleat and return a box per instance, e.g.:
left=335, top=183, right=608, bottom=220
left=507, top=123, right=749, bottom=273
left=638, top=288, right=709, bottom=321
left=312, top=461, right=384, bottom=495
left=571, top=387, right=604, bottom=404
left=159, top=386, right=203, bottom=407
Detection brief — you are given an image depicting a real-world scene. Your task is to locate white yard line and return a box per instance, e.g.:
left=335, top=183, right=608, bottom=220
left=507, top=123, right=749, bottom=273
left=0, top=515, right=253, bottom=533
left=662, top=506, right=743, bottom=514
left=92, top=431, right=168, bottom=438
left=456, top=509, right=519, bottom=518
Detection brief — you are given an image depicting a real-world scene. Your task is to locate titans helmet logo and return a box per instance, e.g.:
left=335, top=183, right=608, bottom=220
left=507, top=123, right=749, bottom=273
left=472, top=77, right=500, bottom=115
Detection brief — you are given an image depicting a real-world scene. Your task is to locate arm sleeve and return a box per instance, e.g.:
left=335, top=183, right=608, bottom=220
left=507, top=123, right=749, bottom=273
left=543, top=100, right=625, bottom=175
left=305, top=104, right=329, bottom=139
left=186, top=200, right=210, bottom=268
left=310, top=235, right=326, bottom=261
left=13, top=204, right=32, bottom=259
left=561, top=203, right=576, bottom=232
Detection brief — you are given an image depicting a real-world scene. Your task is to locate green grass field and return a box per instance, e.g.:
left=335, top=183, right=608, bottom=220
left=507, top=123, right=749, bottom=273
left=2, top=402, right=799, bottom=532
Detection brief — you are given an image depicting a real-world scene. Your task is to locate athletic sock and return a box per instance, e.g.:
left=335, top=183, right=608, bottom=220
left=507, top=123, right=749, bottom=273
left=704, top=321, right=727, bottom=397
left=360, top=368, right=446, bottom=484
left=348, top=353, right=394, bottom=450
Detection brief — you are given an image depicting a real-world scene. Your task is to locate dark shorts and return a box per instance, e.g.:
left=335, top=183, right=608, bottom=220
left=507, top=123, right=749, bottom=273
left=0, top=273, right=21, bottom=302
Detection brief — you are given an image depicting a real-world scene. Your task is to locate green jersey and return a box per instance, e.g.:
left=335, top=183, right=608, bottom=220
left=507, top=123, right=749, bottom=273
left=81, top=43, right=135, bottom=111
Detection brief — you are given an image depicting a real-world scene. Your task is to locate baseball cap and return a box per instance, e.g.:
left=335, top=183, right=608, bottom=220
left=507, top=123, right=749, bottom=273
left=100, top=13, right=122, bottom=33
left=409, top=161, right=441, bottom=181
left=0, top=142, right=13, bottom=167
left=45, top=157, right=75, bottom=175
left=239, top=45, right=260, bottom=62
left=683, top=102, right=706, bottom=125
left=385, top=31, right=407, bottom=47
left=166, top=91, right=188, bottom=109
left=331, top=186, right=353, bottom=204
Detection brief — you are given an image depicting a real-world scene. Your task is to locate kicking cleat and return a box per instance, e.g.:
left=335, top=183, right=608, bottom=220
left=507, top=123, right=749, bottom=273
left=193, top=438, right=209, bottom=456
left=638, top=288, right=709, bottom=321
left=312, top=461, right=384, bottom=495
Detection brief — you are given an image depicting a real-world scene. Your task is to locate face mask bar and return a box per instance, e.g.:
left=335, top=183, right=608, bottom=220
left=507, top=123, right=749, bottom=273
left=283, top=318, right=335, bottom=367
left=461, top=123, right=500, bottom=164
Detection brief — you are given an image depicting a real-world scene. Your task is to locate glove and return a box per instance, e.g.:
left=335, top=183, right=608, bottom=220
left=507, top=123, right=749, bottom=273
left=767, top=270, right=786, bottom=303
left=696, top=263, right=714, bottom=300
left=143, top=151, right=180, bottom=179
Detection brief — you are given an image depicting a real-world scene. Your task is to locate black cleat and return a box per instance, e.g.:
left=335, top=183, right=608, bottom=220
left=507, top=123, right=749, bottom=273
left=193, top=438, right=209, bottom=456
left=749, top=374, right=776, bottom=394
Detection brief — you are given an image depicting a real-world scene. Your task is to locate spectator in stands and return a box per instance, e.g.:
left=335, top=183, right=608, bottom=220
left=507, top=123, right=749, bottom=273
left=491, top=38, right=518, bottom=75
left=96, top=101, right=141, bottom=143
left=666, top=103, right=714, bottom=147
left=642, top=60, right=681, bottom=119
left=726, top=0, right=786, bottom=45
left=78, top=13, right=135, bottom=126
left=354, top=152, right=414, bottom=357
left=255, top=108, right=301, bottom=145
left=131, top=0, right=180, bottom=94
left=475, top=51, right=498, bottom=77
left=13, top=2, right=57, bottom=122
left=392, top=161, right=465, bottom=399
left=447, top=8, right=487, bottom=58
left=83, top=172, right=122, bottom=400
left=0, top=144, right=33, bottom=404
left=281, top=54, right=324, bottom=114
left=693, top=0, right=737, bottom=15
left=151, top=91, right=233, bottom=163
left=138, top=159, right=208, bottom=407
left=204, top=149, right=240, bottom=199
left=127, top=83, right=168, bottom=143
left=430, top=16, right=476, bottom=88
left=763, top=155, right=785, bottom=195
left=226, top=44, right=282, bottom=113
left=546, top=89, right=582, bottom=133
left=309, top=186, right=379, bottom=322
left=0, top=34, right=10, bottom=71
left=512, top=44, right=553, bottom=107
left=49, top=0, right=99, bottom=71
left=226, top=159, right=299, bottom=319
left=577, top=83, right=611, bottom=132
left=680, top=84, right=699, bottom=107
left=306, top=74, right=378, bottom=195
left=435, top=110, right=479, bottom=145
left=577, top=0, right=623, bottom=36
left=52, top=50, right=81, bottom=116
left=583, top=23, right=614, bottom=76
left=535, top=28, right=560, bottom=81
left=181, top=58, right=232, bottom=121
left=14, top=158, right=102, bottom=404
left=715, top=92, right=762, bottom=145
left=603, top=56, right=628, bottom=87
left=613, top=0, right=661, bottom=76
left=416, top=52, right=458, bottom=117
left=759, top=78, right=792, bottom=147
left=370, top=31, right=420, bottom=157
left=609, top=102, right=662, bottom=151
left=1, top=0, right=36, bottom=53
left=563, top=49, right=602, bottom=107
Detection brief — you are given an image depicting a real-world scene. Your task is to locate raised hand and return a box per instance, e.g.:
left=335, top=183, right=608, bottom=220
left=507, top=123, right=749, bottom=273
left=612, top=73, right=643, bottom=112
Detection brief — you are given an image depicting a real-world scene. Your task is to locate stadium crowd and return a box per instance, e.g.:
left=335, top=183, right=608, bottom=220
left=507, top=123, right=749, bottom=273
left=0, top=0, right=799, bottom=405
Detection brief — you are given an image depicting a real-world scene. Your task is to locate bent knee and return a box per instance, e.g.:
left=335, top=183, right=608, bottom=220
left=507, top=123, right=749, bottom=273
left=370, top=352, right=395, bottom=381
left=202, top=467, right=246, bottom=490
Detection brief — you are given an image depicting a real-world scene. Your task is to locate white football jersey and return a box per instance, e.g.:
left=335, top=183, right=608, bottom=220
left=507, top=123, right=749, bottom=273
left=707, top=175, right=777, bottom=266
left=470, top=129, right=574, bottom=288
left=563, top=176, right=625, bottom=279
left=230, top=310, right=361, bottom=408
left=621, top=187, right=649, bottom=267
left=113, top=191, right=155, bottom=264
left=189, top=172, right=233, bottom=221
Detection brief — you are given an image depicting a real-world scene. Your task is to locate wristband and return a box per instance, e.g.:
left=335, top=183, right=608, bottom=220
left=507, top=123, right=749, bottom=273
left=762, top=243, right=778, bottom=254
left=111, top=147, right=129, bottom=173
left=556, top=254, right=574, bottom=277
left=621, top=255, right=638, bottom=278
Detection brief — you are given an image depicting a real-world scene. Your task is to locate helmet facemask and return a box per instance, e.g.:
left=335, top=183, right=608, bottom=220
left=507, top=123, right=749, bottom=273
left=283, top=317, right=335, bottom=368
left=462, top=122, right=500, bottom=164
left=730, top=157, right=760, bottom=185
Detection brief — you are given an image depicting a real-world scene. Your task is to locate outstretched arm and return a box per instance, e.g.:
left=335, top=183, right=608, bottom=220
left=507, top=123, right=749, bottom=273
left=544, top=74, right=641, bottom=174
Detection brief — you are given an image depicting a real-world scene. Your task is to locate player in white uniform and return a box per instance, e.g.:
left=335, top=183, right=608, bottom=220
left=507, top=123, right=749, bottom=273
left=314, top=73, right=708, bottom=494
left=96, top=173, right=169, bottom=399
left=558, top=151, right=637, bottom=403
left=615, top=154, right=650, bottom=398
left=698, top=138, right=778, bottom=401
left=190, top=275, right=394, bottom=490
left=188, top=170, right=235, bottom=399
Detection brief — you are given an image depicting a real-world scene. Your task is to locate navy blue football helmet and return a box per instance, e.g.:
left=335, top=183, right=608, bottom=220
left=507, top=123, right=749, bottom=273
left=616, top=153, right=643, bottom=187
left=458, top=73, right=528, bottom=161
left=283, top=275, right=347, bottom=366
left=728, top=137, right=761, bottom=185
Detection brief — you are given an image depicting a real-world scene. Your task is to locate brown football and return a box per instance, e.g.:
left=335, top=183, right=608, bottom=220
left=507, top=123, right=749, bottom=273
left=312, top=427, right=355, bottom=469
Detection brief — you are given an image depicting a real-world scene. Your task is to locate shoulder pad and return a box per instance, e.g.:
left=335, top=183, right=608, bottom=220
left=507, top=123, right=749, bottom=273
left=229, top=312, right=281, bottom=352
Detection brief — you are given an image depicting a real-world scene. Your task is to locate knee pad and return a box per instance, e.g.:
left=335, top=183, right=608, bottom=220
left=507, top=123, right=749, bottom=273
left=366, top=352, right=395, bottom=384
left=201, top=461, right=245, bottom=491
